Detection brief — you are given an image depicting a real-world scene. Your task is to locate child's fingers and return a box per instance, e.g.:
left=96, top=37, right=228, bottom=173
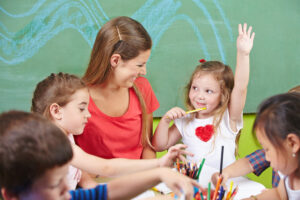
left=177, top=149, right=194, bottom=157
left=178, top=182, right=194, bottom=200
left=247, top=26, right=252, bottom=37
left=172, top=143, right=188, bottom=150
left=171, top=185, right=182, bottom=198
left=238, top=23, right=242, bottom=35
left=250, top=32, right=255, bottom=42
left=178, top=154, right=187, bottom=163
left=243, top=23, right=247, bottom=34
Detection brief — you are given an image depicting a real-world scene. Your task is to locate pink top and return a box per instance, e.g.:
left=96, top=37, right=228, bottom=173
left=75, top=77, right=159, bottom=159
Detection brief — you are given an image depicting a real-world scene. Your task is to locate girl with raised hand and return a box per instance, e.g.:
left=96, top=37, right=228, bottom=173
left=152, top=24, right=255, bottom=170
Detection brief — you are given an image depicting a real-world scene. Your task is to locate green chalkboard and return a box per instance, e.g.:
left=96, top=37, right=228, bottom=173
left=1, top=0, right=299, bottom=116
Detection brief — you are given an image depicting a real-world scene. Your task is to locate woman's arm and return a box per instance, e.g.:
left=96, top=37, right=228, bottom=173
left=211, top=158, right=253, bottom=188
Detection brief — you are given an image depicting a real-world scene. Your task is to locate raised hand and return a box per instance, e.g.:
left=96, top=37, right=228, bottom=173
left=237, top=23, right=255, bottom=55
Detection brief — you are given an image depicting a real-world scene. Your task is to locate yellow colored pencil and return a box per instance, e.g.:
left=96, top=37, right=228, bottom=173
left=151, top=187, right=163, bottom=194
left=186, top=107, right=206, bottom=114
left=225, top=181, right=234, bottom=200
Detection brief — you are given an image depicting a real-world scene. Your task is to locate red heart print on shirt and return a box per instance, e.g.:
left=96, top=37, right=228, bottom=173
left=195, top=125, right=214, bottom=142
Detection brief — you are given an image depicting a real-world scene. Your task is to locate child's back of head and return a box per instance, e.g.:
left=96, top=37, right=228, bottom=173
left=0, top=110, right=73, bottom=198
left=31, top=72, right=86, bottom=120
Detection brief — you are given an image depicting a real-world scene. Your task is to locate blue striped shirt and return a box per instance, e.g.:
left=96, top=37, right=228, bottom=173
left=70, top=184, right=107, bottom=200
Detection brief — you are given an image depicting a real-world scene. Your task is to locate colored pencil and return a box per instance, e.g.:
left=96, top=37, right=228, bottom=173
left=208, top=182, right=211, bottom=200
left=212, top=176, right=223, bottom=200
left=176, top=158, right=180, bottom=171
left=225, top=181, right=233, bottom=200
left=186, top=107, right=206, bottom=114
left=217, top=186, right=224, bottom=200
left=229, top=186, right=238, bottom=200
left=200, top=192, right=204, bottom=200
left=220, top=146, right=224, bottom=174
left=196, top=158, right=206, bottom=179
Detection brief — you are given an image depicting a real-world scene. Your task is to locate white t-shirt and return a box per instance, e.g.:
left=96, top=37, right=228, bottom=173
left=174, top=108, right=242, bottom=170
left=67, top=134, right=82, bottom=190
left=284, top=176, right=300, bottom=200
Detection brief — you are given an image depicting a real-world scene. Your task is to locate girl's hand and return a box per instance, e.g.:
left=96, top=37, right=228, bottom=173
left=162, top=107, right=186, bottom=123
left=211, top=172, right=229, bottom=190
left=160, top=168, right=203, bottom=200
left=237, top=23, right=255, bottom=55
left=158, top=144, right=194, bottom=167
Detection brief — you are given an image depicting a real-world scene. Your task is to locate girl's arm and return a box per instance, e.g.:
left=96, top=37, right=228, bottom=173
left=142, top=113, right=157, bottom=159
left=229, top=23, right=255, bottom=131
left=242, top=179, right=287, bottom=200
left=107, top=167, right=201, bottom=200
left=78, top=171, right=98, bottom=189
left=71, top=143, right=191, bottom=177
left=211, top=157, right=253, bottom=188
left=152, top=107, right=186, bottom=151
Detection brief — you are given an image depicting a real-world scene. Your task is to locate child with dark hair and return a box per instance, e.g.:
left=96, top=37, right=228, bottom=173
left=0, top=110, right=201, bottom=200
left=211, top=85, right=300, bottom=189
left=244, top=93, right=300, bottom=199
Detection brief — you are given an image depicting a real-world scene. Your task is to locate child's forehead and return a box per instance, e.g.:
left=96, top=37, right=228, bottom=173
left=193, top=71, right=217, bottom=80
left=35, top=164, right=69, bottom=186
left=69, top=88, right=89, bottom=101
left=192, top=73, right=220, bottom=86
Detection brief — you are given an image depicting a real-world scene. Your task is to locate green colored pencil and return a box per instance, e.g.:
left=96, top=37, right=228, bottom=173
left=208, top=182, right=211, bottom=200
left=196, top=158, right=206, bottom=179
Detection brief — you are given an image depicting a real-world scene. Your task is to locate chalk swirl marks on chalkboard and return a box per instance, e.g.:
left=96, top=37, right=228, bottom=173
left=0, top=0, right=232, bottom=65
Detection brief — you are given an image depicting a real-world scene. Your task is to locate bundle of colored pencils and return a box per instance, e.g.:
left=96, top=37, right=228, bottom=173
left=210, top=181, right=238, bottom=200
left=175, top=159, right=202, bottom=179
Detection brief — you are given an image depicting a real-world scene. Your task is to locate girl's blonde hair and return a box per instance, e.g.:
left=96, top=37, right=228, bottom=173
left=31, top=72, right=86, bottom=120
left=82, top=16, right=152, bottom=147
left=184, top=61, right=238, bottom=153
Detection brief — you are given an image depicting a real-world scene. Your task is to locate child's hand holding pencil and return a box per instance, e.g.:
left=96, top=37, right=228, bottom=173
left=162, top=107, right=206, bottom=123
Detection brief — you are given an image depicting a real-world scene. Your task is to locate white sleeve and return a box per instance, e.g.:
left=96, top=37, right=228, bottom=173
left=223, top=108, right=243, bottom=135
left=174, top=118, right=184, bottom=137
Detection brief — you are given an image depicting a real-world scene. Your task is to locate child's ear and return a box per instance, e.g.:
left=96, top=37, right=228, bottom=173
left=1, top=188, right=18, bottom=200
left=110, top=54, right=122, bottom=68
left=49, top=103, right=63, bottom=120
left=287, top=133, right=300, bottom=154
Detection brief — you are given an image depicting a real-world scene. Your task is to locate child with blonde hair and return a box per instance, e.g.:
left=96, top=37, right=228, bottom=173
left=152, top=24, right=255, bottom=170
left=31, top=72, right=194, bottom=190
